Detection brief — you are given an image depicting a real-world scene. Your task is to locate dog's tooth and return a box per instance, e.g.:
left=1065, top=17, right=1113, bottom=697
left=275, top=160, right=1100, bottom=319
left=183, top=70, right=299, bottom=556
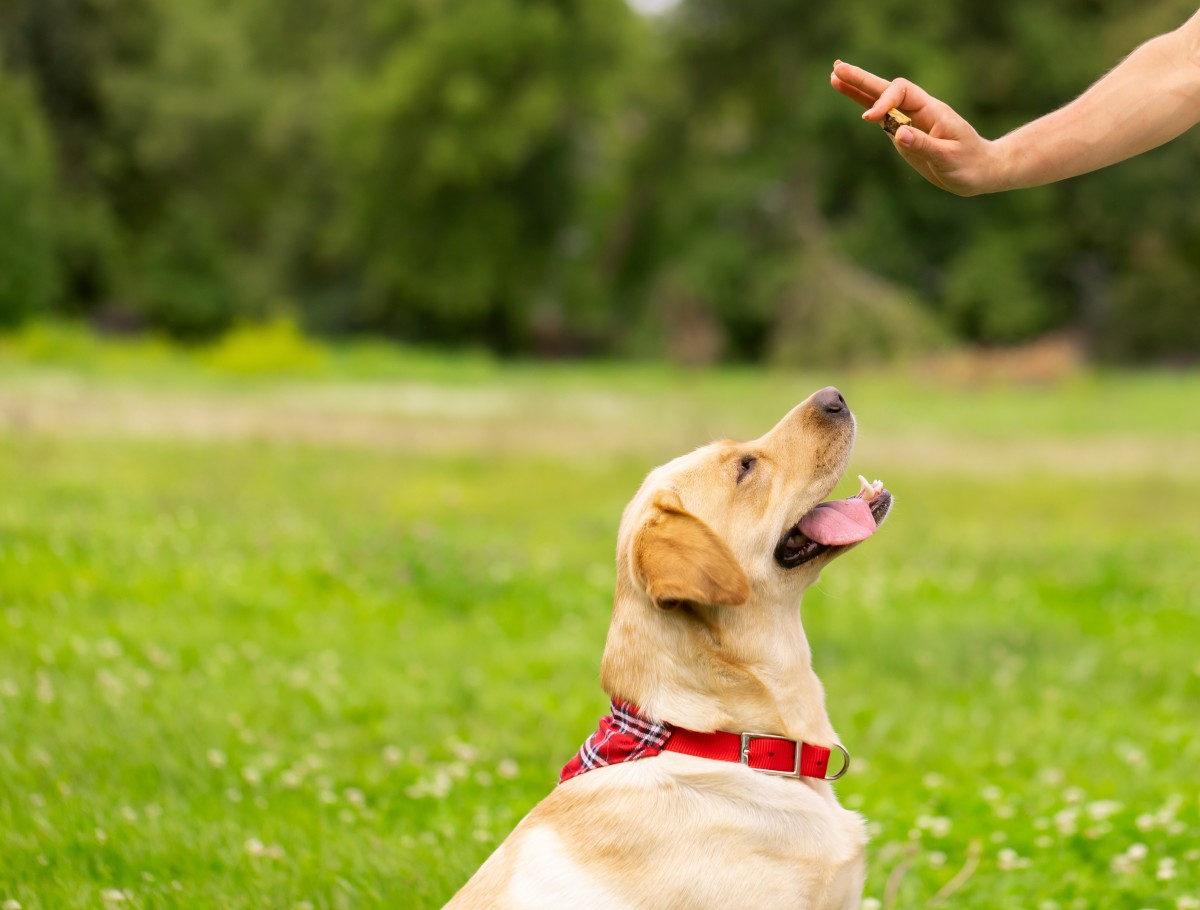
left=856, top=475, right=881, bottom=501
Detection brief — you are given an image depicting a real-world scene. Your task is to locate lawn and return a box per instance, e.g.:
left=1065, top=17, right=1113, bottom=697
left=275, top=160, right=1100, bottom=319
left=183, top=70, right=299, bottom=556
left=1, top=329, right=1198, bottom=909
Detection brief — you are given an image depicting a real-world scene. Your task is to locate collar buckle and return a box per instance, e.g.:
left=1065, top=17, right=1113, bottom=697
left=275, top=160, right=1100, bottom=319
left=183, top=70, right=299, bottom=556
left=739, top=732, right=850, bottom=781
left=739, top=731, right=802, bottom=777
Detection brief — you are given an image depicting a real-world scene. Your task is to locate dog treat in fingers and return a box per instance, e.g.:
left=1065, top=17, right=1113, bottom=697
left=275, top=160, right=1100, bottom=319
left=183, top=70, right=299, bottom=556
left=882, top=108, right=911, bottom=136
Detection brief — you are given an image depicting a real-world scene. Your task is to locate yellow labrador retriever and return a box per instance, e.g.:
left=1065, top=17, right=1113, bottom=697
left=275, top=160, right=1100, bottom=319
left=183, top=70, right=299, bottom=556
left=445, top=387, right=892, bottom=909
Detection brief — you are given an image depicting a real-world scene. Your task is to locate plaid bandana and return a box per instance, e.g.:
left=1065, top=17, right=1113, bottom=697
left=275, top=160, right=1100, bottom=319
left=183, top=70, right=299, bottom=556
left=559, top=700, right=671, bottom=783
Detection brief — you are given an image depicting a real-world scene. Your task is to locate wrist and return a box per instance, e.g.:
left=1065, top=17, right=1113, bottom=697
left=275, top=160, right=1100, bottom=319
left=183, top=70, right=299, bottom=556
left=981, top=135, right=1023, bottom=193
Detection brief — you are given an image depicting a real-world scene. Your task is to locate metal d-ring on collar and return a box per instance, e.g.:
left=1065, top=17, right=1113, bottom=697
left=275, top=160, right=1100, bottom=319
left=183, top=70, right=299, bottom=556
left=825, top=742, right=851, bottom=781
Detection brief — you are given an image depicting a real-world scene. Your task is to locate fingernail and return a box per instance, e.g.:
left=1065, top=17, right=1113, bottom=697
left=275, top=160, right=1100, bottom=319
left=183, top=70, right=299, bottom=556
left=833, top=59, right=843, bottom=67
left=898, top=127, right=914, bottom=147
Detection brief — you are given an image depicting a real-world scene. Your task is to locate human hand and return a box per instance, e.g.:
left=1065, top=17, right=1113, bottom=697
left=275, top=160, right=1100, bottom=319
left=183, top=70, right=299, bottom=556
left=830, top=60, right=1005, bottom=196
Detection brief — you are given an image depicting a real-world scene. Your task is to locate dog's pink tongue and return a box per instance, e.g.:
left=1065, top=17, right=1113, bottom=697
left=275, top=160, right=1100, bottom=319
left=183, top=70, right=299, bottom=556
left=798, top=498, right=878, bottom=546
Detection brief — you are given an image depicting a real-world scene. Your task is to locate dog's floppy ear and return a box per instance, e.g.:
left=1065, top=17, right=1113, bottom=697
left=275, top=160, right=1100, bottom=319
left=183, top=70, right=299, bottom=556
left=633, top=493, right=750, bottom=609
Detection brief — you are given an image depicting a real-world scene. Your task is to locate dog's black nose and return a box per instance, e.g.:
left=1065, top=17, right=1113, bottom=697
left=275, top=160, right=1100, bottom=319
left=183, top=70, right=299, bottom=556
left=814, top=386, right=848, bottom=415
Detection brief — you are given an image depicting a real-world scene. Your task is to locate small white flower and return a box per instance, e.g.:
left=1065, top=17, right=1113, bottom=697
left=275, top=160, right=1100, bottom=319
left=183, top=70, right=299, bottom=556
left=35, top=671, right=55, bottom=705
left=1112, top=843, right=1150, bottom=874
left=1084, top=823, right=1112, bottom=840
left=997, top=848, right=1029, bottom=871
left=915, top=815, right=952, bottom=837
left=1039, top=767, right=1064, bottom=786
left=1054, top=808, right=1078, bottom=835
left=451, top=741, right=478, bottom=762
left=4, top=899, right=23, bottom=910
left=496, top=758, right=519, bottom=779
left=206, top=749, right=227, bottom=769
left=1086, top=800, right=1123, bottom=821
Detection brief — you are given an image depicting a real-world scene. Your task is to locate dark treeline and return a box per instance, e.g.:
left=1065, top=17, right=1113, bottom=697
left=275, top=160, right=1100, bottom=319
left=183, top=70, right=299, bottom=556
left=2, top=0, right=1198, bottom=363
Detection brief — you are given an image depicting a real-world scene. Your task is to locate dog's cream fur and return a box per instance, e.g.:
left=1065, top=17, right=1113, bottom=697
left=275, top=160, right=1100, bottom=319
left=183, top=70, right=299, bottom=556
left=444, top=387, right=887, bottom=910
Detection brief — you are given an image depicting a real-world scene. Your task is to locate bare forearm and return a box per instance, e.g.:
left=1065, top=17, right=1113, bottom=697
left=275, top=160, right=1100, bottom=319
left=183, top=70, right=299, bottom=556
left=991, top=12, right=1200, bottom=190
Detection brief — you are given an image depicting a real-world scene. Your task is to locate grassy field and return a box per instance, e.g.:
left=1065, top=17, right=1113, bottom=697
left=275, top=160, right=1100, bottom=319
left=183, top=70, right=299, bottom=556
left=1, top=327, right=1198, bottom=909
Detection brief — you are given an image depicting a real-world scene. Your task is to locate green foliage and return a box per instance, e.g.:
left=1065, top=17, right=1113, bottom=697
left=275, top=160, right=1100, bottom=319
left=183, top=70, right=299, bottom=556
left=0, top=74, right=58, bottom=324
left=129, top=204, right=241, bottom=339
left=0, top=353, right=1198, bottom=907
left=199, top=317, right=328, bottom=375
left=1, top=0, right=1198, bottom=360
left=328, top=0, right=636, bottom=350
left=942, top=228, right=1058, bottom=343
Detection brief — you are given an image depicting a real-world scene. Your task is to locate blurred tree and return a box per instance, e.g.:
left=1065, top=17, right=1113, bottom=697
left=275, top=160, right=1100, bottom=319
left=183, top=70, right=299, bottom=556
left=325, top=0, right=640, bottom=353
left=0, top=73, right=59, bottom=324
left=0, top=0, right=156, bottom=318
left=1, top=0, right=1196, bottom=360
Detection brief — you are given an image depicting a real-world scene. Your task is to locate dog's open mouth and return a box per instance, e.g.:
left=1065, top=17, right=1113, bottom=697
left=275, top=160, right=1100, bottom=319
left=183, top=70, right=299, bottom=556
left=774, top=476, right=893, bottom=568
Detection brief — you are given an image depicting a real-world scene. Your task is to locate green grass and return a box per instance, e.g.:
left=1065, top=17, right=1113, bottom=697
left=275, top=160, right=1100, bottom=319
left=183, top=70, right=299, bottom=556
left=1, top=332, right=1198, bottom=909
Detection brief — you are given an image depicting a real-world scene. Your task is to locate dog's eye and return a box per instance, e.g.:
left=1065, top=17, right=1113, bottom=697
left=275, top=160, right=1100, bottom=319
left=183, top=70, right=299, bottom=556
left=736, top=455, right=757, bottom=483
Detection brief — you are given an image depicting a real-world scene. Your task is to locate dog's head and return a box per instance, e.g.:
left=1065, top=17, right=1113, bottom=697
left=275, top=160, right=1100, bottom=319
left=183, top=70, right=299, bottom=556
left=601, top=387, right=892, bottom=724
left=621, top=386, right=891, bottom=607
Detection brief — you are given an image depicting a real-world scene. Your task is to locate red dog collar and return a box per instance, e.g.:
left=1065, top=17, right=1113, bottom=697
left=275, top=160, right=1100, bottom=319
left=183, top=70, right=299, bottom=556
left=560, top=700, right=849, bottom=783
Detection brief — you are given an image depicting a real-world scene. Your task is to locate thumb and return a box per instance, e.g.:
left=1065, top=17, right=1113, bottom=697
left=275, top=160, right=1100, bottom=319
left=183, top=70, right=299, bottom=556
left=894, top=125, right=920, bottom=150
left=893, top=125, right=944, bottom=165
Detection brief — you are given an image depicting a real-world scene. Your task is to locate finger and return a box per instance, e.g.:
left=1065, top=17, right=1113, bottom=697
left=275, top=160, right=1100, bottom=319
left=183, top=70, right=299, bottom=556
left=830, top=72, right=878, bottom=110
left=831, top=61, right=891, bottom=101
left=861, top=78, right=921, bottom=121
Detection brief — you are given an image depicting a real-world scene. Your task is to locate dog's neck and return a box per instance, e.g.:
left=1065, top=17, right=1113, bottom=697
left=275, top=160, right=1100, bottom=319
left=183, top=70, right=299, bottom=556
left=599, top=583, right=838, bottom=748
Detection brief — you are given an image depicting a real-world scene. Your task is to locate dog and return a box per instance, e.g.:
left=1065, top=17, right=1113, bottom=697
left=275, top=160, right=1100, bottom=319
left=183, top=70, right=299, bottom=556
left=444, top=386, right=892, bottom=909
